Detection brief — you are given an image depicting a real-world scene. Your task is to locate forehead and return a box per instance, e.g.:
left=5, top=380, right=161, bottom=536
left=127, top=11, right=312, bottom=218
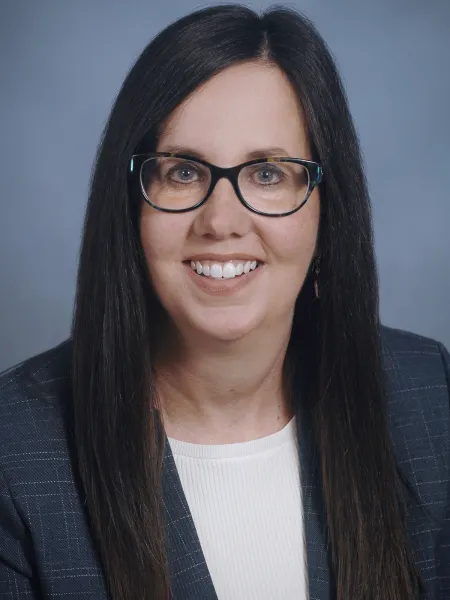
left=156, top=62, right=310, bottom=161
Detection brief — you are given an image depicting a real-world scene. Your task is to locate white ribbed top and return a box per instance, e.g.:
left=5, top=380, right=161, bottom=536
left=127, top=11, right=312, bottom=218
left=168, top=417, right=308, bottom=599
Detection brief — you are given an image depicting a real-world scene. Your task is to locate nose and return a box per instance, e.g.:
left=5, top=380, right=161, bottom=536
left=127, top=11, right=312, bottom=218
left=192, top=177, right=252, bottom=239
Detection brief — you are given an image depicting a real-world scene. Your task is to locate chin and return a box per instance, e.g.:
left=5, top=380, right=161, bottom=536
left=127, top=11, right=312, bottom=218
left=187, top=309, right=263, bottom=343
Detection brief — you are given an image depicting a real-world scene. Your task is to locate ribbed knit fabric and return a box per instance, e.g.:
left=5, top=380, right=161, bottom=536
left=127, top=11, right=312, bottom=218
left=167, top=417, right=308, bottom=599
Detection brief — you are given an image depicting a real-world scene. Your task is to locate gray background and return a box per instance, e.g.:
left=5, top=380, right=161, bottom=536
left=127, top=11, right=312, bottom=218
left=1, top=0, right=449, bottom=371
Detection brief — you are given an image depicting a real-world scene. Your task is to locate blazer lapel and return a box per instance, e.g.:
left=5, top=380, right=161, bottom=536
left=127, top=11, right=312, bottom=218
left=296, top=401, right=336, bottom=600
left=161, top=439, right=218, bottom=600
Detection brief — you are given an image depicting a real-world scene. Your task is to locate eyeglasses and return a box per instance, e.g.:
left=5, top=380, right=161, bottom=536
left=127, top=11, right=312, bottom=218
left=129, top=152, right=323, bottom=217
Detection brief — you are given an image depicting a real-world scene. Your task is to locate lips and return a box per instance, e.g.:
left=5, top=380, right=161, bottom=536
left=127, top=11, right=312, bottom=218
left=183, top=259, right=263, bottom=296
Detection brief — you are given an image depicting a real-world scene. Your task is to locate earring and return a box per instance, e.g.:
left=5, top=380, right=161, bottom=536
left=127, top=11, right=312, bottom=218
left=313, top=256, right=321, bottom=299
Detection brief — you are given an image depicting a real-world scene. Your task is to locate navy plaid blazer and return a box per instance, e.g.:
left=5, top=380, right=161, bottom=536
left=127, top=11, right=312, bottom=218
left=1, top=326, right=449, bottom=599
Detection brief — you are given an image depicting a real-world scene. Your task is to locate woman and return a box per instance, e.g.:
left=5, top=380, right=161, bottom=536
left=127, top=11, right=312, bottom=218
left=0, top=4, right=449, bottom=600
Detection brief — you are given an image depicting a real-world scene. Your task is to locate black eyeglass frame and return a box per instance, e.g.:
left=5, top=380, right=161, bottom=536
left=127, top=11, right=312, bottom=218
left=129, top=152, right=323, bottom=217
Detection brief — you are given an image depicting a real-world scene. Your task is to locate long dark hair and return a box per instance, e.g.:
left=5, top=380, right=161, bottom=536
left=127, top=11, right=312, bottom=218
left=72, top=5, right=426, bottom=599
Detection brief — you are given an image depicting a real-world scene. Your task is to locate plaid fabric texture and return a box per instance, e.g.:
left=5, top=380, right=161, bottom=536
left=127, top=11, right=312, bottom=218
left=0, top=326, right=449, bottom=599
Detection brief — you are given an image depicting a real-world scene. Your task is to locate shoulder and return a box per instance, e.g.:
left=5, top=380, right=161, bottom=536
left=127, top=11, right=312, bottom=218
left=380, top=324, right=450, bottom=409
left=380, top=326, right=450, bottom=527
left=0, top=340, right=73, bottom=480
left=380, top=323, right=450, bottom=432
left=0, top=342, right=109, bottom=595
left=381, top=324, right=450, bottom=465
left=380, top=325, right=449, bottom=491
left=0, top=339, right=72, bottom=396
left=381, top=323, right=447, bottom=355
left=380, top=324, right=449, bottom=389
left=0, top=339, right=72, bottom=418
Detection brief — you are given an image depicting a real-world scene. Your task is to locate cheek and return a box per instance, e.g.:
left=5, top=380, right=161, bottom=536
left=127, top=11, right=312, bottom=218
left=263, top=193, right=320, bottom=268
left=139, top=206, right=187, bottom=265
left=139, top=211, right=187, bottom=307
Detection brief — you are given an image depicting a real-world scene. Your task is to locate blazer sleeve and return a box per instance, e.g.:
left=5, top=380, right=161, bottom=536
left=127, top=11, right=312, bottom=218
left=0, top=466, right=40, bottom=598
left=437, top=342, right=450, bottom=599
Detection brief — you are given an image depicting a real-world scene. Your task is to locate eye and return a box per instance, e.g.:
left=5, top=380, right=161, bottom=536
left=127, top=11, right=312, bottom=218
left=251, top=164, right=285, bottom=185
left=167, top=162, right=203, bottom=184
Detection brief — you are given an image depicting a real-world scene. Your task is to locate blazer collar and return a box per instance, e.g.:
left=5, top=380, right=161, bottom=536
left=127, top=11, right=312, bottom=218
left=161, top=400, right=335, bottom=600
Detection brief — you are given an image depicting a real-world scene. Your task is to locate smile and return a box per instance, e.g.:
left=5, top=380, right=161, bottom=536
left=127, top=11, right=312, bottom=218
left=189, top=260, right=260, bottom=279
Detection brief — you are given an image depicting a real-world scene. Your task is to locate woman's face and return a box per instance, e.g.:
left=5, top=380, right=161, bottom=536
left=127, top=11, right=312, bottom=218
left=140, top=62, right=320, bottom=342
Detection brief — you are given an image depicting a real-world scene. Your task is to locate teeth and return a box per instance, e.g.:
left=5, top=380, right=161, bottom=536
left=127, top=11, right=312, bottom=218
left=189, top=260, right=260, bottom=279
left=222, top=263, right=236, bottom=279
left=210, top=263, right=223, bottom=279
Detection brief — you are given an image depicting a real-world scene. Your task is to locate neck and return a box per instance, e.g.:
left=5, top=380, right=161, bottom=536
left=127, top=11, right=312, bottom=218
left=155, top=319, right=295, bottom=444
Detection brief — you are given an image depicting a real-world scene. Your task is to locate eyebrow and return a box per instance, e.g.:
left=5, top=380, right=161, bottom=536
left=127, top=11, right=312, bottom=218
left=159, top=145, right=292, bottom=161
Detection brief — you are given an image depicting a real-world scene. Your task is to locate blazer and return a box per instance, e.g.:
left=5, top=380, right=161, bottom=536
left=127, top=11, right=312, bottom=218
left=0, top=325, right=449, bottom=600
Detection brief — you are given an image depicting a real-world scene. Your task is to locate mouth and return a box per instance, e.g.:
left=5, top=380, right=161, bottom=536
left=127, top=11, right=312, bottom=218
left=182, top=258, right=264, bottom=296
left=184, top=259, right=262, bottom=280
